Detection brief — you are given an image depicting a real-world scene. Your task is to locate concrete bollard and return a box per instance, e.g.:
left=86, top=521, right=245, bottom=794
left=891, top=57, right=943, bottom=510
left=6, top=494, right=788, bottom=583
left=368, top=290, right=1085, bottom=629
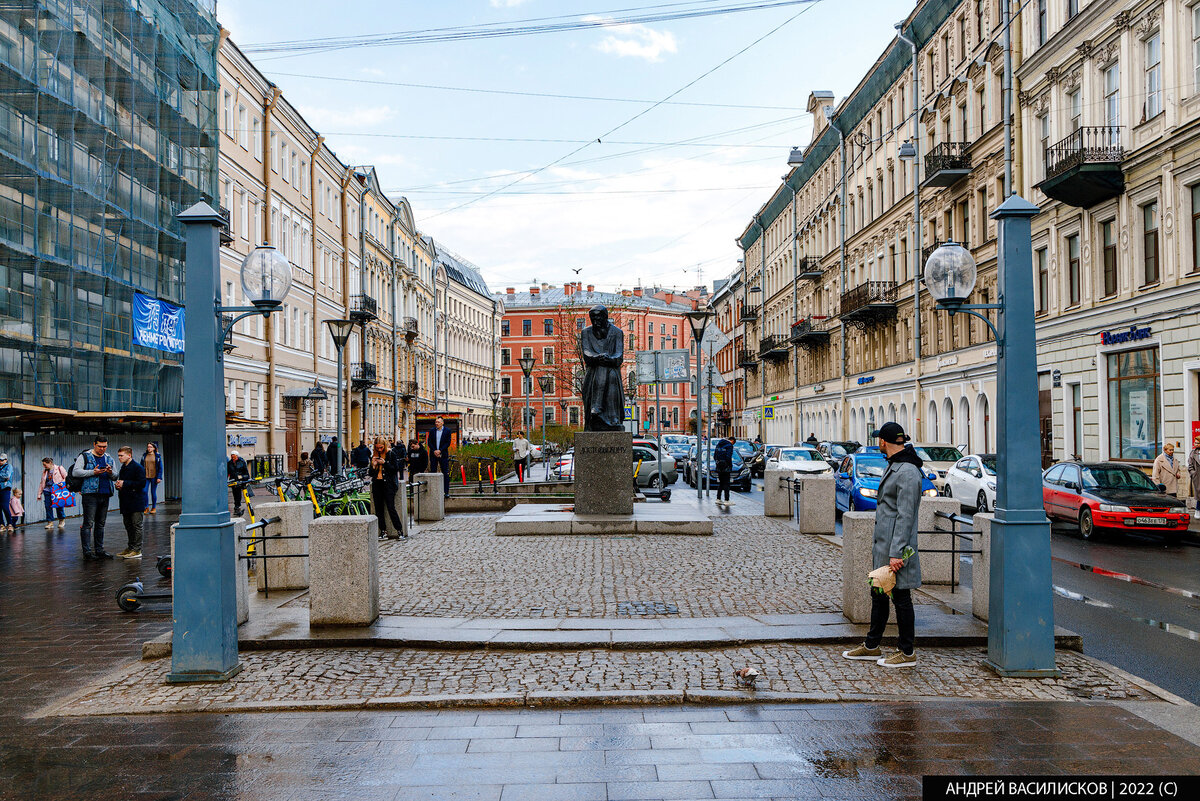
left=918, top=496, right=962, bottom=585
left=795, top=475, right=835, bottom=534
left=416, top=473, right=445, bottom=522
left=174, top=519, right=249, bottom=625
left=971, top=512, right=993, bottom=622
left=253, top=501, right=312, bottom=591
left=308, top=515, right=379, bottom=626
left=841, top=511, right=876, bottom=623
left=763, top=469, right=792, bottom=517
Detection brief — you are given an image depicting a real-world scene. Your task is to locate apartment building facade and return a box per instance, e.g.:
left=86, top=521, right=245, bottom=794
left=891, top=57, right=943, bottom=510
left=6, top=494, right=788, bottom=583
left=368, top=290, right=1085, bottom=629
left=496, top=284, right=698, bottom=439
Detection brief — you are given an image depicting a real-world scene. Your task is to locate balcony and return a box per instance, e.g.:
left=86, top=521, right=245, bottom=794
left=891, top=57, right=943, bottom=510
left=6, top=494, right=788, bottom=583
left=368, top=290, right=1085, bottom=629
left=796, top=256, right=823, bottom=281
left=218, top=206, right=234, bottom=246
left=402, top=316, right=418, bottom=342
left=737, top=349, right=759, bottom=368
left=759, top=334, right=790, bottom=362
left=739, top=306, right=759, bottom=324
left=789, top=316, right=831, bottom=349
left=351, top=362, right=378, bottom=391
left=1036, top=126, right=1124, bottom=208
left=398, top=380, right=417, bottom=400
left=221, top=313, right=235, bottom=354
left=840, top=281, right=898, bottom=329
left=921, top=142, right=972, bottom=188
left=348, top=293, right=378, bottom=323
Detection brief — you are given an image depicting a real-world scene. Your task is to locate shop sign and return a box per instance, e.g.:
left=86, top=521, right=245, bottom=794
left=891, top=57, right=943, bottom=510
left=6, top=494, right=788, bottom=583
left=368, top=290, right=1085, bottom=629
left=813, top=384, right=826, bottom=394
left=1100, top=324, right=1151, bottom=346
left=983, top=347, right=997, bottom=358
left=937, top=356, right=959, bottom=368
left=857, top=376, right=875, bottom=385
left=1052, top=369, right=1062, bottom=388
left=228, top=434, right=257, bottom=447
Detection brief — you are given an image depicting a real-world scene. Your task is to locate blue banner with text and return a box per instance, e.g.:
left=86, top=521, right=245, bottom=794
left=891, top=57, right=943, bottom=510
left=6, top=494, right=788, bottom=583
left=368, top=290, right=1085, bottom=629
left=133, top=292, right=185, bottom=353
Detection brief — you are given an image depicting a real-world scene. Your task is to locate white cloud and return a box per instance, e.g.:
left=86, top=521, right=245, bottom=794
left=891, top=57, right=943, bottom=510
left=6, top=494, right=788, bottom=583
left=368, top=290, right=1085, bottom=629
left=298, top=105, right=397, bottom=131
left=585, top=16, right=678, bottom=63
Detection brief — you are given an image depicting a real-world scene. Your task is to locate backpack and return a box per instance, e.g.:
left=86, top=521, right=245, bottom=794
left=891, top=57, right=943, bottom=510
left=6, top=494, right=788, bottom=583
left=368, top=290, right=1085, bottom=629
left=64, top=450, right=90, bottom=493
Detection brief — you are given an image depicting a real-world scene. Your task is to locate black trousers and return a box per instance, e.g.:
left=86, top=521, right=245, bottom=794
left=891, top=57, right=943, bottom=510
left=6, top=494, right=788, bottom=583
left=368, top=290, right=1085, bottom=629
left=716, top=469, right=732, bottom=501
left=372, top=479, right=402, bottom=535
left=865, top=587, right=915, bottom=655
left=433, top=456, right=450, bottom=496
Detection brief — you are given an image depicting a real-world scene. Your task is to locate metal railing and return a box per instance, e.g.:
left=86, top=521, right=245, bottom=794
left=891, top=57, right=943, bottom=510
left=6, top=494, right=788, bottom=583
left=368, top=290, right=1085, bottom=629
left=348, top=293, right=378, bottom=321
left=237, top=515, right=286, bottom=598
left=739, top=307, right=759, bottom=323
left=737, top=348, right=760, bottom=367
left=789, top=316, right=830, bottom=342
left=401, top=316, right=418, bottom=338
left=921, top=510, right=982, bottom=594
left=924, top=141, right=971, bottom=175
left=922, top=238, right=969, bottom=265
left=351, top=362, right=378, bottom=387
left=796, top=256, right=823, bottom=278
left=759, top=334, right=789, bottom=357
left=840, top=281, right=898, bottom=317
left=1045, top=126, right=1123, bottom=180
left=398, top=380, right=417, bottom=399
left=221, top=313, right=235, bottom=353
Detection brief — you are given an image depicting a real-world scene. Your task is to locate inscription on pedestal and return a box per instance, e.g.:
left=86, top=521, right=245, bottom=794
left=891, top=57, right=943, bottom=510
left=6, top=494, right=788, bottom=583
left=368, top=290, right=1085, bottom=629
left=573, top=431, right=634, bottom=516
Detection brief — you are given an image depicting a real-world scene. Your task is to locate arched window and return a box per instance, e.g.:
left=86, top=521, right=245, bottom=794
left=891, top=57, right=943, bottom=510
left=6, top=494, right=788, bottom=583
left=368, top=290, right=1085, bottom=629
left=943, top=397, right=955, bottom=443
left=958, top=396, right=971, bottom=451
left=927, top=401, right=939, bottom=441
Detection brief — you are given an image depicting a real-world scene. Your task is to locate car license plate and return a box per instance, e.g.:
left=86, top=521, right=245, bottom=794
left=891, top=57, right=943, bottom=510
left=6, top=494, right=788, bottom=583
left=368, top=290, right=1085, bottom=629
left=1135, top=516, right=1168, bottom=526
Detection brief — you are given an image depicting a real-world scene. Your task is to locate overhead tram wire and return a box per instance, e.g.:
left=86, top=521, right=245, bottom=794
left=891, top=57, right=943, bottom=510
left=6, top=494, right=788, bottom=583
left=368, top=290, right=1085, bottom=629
left=242, top=0, right=823, bottom=57
left=421, top=0, right=827, bottom=221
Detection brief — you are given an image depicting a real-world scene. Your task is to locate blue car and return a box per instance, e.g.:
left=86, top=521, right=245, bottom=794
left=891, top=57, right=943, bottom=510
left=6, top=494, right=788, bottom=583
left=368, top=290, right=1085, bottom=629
left=834, top=453, right=938, bottom=513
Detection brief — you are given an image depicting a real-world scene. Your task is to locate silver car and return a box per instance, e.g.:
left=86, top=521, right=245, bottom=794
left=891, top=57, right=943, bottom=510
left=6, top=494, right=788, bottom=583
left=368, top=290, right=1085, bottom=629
left=633, top=445, right=677, bottom=489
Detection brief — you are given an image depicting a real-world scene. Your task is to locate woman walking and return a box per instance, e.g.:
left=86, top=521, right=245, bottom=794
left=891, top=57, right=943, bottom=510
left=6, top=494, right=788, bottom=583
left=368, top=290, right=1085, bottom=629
left=141, top=442, right=163, bottom=514
left=370, top=436, right=404, bottom=539
left=1190, top=434, right=1200, bottom=520
left=1153, top=443, right=1183, bottom=498
left=0, top=453, right=14, bottom=532
left=38, top=456, right=68, bottom=529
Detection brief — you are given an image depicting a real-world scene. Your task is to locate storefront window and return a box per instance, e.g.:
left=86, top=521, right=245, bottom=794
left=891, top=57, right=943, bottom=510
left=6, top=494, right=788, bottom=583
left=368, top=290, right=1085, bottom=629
left=1107, top=348, right=1160, bottom=462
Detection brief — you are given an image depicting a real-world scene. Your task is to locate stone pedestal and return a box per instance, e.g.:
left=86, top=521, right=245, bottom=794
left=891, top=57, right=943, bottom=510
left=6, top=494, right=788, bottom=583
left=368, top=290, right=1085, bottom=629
left=972, top=512, right=993, bottom=622
left=763, top=469, right=792, bottom=517
left=174, top=519, right=249, bottom=625
left=415, top=473, right=445, bottom=522
left=841, top=511, right=875, bottom=623
left=253, top=501, right=311, bottom=591
left=309, top=515, right=379, bottom=626
left=795, top=475, right=835, bottom=534
left=573, top=431, right=633, bottom=516
left=918, top=496, right=962, bottom=586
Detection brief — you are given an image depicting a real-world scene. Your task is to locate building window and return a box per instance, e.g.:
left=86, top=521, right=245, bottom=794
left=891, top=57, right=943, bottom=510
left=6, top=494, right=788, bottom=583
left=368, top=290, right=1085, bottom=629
left=501, top=377, right=511, bottom=395
left=1066, top=89, right=1081, bottom=132
left=1194, top=5, right=1200, bottom=92
left=1103, top=63, right=1120, bottom=128
left=1143, top=201, right=1159, bottom=285
left=1037, top=0, right=1047, bottom=45
left=501, top=320, right=509, bottom=336
left=543, top=319, right=553, bottom=336
left=1102, top=221, right=1118, bottom=296
left=1066, top=234, right=1080, bottom=307
left=1036, top=247, right=1049, bottom=313
left=1145, top=33, right=1162, bottom=119
left=500, top=348, right=510, bottom=366
left=1067, top=0, right=1078, bottom=21
left=522, top=319, right=532, bottom=337
left=544, top=407, right=554, bottom=424
left=521, top=347, right=532, bottom=361
left=648, top=336, right=654, bottom=349
left=1107, top=348, right=1160, bottom=462
left=568, top=406, right=580, bottom=426
left=1192, top=185, right=1200, bottom=274
left=542, top=347, right=553, bottom=364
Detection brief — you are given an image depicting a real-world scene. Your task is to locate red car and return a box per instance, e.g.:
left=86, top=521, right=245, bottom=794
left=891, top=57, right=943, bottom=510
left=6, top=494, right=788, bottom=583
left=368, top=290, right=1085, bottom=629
left=1041, top=461, right=1190, bottom=543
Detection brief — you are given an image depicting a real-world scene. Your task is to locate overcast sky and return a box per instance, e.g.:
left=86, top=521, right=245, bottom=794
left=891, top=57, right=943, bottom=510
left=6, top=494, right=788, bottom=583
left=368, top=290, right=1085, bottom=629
left=219, top=0, right=913, bottom=293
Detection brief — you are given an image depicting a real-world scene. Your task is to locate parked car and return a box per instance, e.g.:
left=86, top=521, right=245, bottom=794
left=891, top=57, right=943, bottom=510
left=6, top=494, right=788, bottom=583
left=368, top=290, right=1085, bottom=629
left=683, top=444, right=751, bottom=491
left=663, top=441, right=691, bottom=470
left=733, top=440, right=765, bottom=477
left=834, top=453, right=938, bottom=513
left=551, top=450, right=574, bottom=480
left=660, top=434, right=691, bottom=449
left=913, top=444, right=965, bottom=494
left=1041, top=461, right=1189, bottom=543
left=632, top=445, right=677, bottom=488
left=818, top=441, right=861, bottom=470
left=764, top=446, right=834, bottom=476
left=945, top=453, right=997, bottom=512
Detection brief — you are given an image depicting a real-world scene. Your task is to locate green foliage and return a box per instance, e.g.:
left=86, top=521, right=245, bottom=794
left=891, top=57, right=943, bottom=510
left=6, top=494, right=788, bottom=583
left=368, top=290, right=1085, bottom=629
left=456, top=441, right=514, bottom=477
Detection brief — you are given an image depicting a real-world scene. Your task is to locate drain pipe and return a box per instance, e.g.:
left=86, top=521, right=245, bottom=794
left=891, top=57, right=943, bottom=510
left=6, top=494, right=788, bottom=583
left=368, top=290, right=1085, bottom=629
left=896, top=21, right=923, bottom=435
left=827, top=111, right=848, bottom=440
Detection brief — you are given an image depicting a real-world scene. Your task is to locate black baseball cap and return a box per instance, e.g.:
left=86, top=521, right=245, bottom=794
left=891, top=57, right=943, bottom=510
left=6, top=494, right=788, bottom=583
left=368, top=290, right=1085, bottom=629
left=870, top=422, right=910, bottom=444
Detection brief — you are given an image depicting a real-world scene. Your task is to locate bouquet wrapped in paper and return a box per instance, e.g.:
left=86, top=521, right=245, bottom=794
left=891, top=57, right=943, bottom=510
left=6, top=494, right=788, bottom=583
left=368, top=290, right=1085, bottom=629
left=867, top=546, right=915, bottom=596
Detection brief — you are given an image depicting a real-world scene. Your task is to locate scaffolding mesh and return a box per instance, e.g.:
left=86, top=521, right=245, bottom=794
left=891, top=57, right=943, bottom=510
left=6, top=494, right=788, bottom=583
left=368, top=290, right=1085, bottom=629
left=0, top=0, right=217, bottom=417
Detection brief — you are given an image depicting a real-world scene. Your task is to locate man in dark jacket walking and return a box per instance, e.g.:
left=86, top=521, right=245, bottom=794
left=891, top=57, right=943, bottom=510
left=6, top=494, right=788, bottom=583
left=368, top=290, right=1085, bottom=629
left=327, top=437, right=345, bottom=475
left=351, top=439, right=371, bottom=471
left=227, top=451, right=250, bottom=517
left=311, top=442, right=328, bottom=474
left=114, top=446, right=147, bottom=558
left=407, top=439, right=428, bottom=483
left=842, top=422, right=923, bottom=668
left=713, top=436, right=735, bottom=507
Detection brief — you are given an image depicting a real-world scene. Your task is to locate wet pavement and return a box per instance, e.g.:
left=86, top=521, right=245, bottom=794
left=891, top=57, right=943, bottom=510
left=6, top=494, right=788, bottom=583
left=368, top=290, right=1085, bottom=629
left=3, top=503, right=1200, bottom=800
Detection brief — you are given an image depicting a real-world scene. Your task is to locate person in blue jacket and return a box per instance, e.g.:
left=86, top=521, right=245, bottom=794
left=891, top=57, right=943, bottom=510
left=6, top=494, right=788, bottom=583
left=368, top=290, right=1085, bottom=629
left=0, top=453, right=14, bottom=532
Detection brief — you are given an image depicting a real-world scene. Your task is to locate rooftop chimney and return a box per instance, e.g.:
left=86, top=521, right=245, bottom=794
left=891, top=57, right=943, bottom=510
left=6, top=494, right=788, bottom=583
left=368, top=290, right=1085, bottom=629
left=506, top=287, right=515, bottom=294
left=587, top=284, right=595, bottom=293
left=664, top=292, right=675, bottom=304
left=564, top=283, right=574, bottom=296
left=632, top=287, right=643, bottom=297
left=529, top=286, right=540, bottom=296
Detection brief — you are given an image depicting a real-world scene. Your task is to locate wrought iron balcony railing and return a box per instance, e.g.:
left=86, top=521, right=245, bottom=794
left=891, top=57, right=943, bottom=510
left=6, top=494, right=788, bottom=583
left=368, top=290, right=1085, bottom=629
left=401, top=316, right=418, bottom=340
left=739, top=306, right=759, bottom=323
left=789, top=316, right=832, bottom=348
left=840, top=281, right=898, bottom=328
left=759, top=334, right=790, bottom=361
left=348, top=293, right=378, bottom=323
left=1045, top=126, right=1123, bottom=180
left=351, top=362, right=378, bottom=389
left=737, top=349, right=760, bottom=368
left=796, top=256, right=823, bottom=280
left=398, top=380, right=417, bottom=400
left=923, top=141, right=972, bottom=186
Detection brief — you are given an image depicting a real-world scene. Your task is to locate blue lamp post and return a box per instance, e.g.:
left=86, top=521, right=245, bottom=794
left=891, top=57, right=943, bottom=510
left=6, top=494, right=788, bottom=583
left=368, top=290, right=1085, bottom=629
left=923, top=195, right=1058, bottom=678
left=171, top=205, right=291, bottom=683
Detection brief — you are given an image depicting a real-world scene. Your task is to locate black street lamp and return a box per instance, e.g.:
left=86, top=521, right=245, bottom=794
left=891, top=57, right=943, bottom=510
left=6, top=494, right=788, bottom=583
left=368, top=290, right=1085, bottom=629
left=518, top=356, right=535, bottom=437
left=490, top=390, right=500, bottom=441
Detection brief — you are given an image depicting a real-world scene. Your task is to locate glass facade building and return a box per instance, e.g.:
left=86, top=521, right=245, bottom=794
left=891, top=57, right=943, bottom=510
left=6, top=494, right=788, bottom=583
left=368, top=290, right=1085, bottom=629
left=0, top=0, right=219, bottom=418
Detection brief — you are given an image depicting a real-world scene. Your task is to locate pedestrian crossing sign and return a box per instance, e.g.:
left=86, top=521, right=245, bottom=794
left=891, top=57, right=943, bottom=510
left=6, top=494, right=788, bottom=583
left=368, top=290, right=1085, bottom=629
left=764, top=406, right=775, bottom=420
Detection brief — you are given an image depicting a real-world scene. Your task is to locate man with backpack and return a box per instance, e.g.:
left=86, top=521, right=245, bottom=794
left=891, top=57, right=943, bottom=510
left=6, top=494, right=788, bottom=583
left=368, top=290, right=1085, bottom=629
left=69, top=435, right=116, bottom=559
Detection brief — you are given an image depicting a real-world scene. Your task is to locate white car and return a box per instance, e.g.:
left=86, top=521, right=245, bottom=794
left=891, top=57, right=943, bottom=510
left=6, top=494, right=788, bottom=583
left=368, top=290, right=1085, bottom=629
left=912, top=444, right=965, bottom=494
left=945, top=453, right=998, bottom=512
left=764, top=446, right=834, bottom=476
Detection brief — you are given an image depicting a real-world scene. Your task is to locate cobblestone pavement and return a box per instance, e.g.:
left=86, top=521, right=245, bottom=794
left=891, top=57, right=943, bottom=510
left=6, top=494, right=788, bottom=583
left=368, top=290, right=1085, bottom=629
left=45, top=644, right=1157, bottom=718
left=376, top=514, right=926, bottom=619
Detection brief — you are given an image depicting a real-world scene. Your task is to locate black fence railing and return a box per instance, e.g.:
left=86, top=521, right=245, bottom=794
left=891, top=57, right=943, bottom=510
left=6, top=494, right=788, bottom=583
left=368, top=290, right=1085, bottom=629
left=796, top=256, right=823, bottom=279
left=349, top=293, right=378, bottom=322
left=840, top=281, right=898, bottom=317
left=789, top=316, right=831, bottom=344
left=759, top=334, right=789, bottom=358
left=398, top=380, right=417, bottom=399
left=924, top=141, right=971, bottom=175
left=351, top=362, right=378, bottom=388
left=737, top=349, right=759, bottom=367
left=739, top=306, right=759, bottom=323
left=1045, top=126, right=1123, bottom=179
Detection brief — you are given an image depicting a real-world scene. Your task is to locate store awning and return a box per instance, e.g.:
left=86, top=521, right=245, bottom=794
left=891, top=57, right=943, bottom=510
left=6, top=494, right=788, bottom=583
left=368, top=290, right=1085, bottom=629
left=0, top=403, right=184, bottom=433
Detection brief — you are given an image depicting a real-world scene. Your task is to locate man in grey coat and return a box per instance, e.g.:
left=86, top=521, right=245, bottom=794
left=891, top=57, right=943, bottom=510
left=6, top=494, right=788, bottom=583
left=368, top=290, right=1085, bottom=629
left=842, top=421, right=923, bottom=668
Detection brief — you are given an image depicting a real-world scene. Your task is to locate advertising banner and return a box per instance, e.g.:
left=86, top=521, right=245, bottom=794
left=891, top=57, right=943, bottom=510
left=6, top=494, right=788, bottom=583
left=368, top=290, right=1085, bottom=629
left=133, top=292, right=185, bottom=353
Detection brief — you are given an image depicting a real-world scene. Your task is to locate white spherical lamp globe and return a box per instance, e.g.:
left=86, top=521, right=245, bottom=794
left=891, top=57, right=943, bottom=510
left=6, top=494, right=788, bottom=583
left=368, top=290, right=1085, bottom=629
left=241, top=244, right=292, bottom=309
left=923, top=241, right=977, bottom=310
